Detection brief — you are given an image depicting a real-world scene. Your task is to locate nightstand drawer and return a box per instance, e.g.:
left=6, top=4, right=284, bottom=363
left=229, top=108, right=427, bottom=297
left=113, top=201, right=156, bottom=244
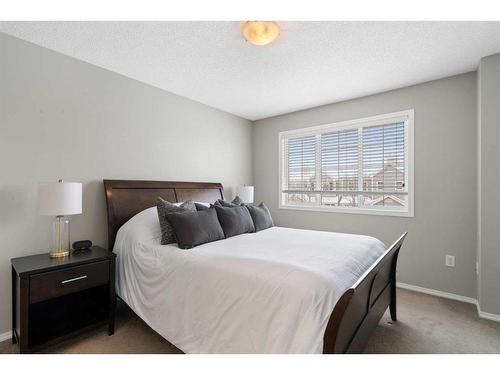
left=29, top=260, right=109, bottom=304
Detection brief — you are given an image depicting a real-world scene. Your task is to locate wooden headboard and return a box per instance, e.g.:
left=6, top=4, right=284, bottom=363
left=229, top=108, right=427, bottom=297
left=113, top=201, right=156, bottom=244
left=103, top=180, right=224, bottom=250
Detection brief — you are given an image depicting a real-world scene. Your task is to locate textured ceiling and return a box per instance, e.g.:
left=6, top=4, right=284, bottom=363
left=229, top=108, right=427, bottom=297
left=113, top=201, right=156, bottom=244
left=1, top=21, right=500, bottom=120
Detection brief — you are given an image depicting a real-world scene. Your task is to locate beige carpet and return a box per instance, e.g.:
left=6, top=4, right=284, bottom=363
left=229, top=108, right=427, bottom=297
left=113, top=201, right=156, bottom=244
left=1, top=288, right=499, bottom=354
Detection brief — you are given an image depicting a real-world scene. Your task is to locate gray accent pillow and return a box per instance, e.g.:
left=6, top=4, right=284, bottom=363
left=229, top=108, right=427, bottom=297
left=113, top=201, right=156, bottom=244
left=215, top=196, right=244, bottom=207
left=156, top=197, right=196, bottom=244
left=232, top=195, right=244, bottom=205
left=213, top=204, right=255, bottom=238
left=195, top=202, right=210, bottom=211
left=246, top=203, right=274, bottom=232
left=165, top=208, right=225, bottom=249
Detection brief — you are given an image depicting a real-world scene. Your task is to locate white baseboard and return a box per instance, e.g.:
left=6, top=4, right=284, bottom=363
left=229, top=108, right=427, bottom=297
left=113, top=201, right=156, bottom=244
left=477, top=307, right=500, bottom=322
left=0, top=331, right=11, bottom=343
left=397, top=282, right=500, bottom=323
left=397, top=282, right=477, bottom=304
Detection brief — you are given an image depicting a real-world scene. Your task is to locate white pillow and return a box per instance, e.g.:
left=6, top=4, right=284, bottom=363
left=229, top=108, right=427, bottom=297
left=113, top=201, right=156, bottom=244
left=174, top=201, right=211, bottom=207
left=114, top=206, right=161, bottom=249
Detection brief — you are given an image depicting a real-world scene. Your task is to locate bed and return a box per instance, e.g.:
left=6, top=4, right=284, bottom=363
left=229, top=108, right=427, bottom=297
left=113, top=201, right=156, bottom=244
left=104, top=179, right=407, bottom=354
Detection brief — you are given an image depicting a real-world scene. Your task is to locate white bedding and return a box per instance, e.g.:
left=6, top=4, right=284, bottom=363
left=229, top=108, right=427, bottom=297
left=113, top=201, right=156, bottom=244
left=113, top=207, right=386, bottom=354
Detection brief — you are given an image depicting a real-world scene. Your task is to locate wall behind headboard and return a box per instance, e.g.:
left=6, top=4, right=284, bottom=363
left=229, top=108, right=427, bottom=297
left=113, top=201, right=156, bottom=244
left=0, top=33, right=252, bottom=334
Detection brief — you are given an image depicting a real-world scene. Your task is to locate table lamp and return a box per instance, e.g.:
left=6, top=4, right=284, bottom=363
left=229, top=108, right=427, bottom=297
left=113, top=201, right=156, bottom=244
left=235, top=185, right=254, bottom=204
left=39, top=179, right=82, bottom=258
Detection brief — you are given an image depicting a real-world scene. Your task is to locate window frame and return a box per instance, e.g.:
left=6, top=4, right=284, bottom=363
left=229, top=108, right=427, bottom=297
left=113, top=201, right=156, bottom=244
left=278, top=109, right=415, bottom=217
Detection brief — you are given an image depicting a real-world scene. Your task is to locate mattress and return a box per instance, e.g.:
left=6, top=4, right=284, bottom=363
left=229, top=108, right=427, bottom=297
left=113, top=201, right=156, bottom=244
left=113, top=207, right=386, bottom=353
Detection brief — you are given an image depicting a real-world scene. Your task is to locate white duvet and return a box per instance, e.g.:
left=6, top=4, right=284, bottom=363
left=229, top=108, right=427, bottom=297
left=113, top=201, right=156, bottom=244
left=113, top=207, right=386, bottom=354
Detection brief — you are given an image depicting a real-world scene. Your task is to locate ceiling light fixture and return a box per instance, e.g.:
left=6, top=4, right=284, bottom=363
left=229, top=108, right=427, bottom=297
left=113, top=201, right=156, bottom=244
left=243, top=21, right=280, bottom=46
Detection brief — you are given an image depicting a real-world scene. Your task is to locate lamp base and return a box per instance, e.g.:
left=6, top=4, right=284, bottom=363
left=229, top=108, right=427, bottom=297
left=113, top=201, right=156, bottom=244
left=50, top=249, right=70, bottom=258
left=50, top=216, right=71, bottom=259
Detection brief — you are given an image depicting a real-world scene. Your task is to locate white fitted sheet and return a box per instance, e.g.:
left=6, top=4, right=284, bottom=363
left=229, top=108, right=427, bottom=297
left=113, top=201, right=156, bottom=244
left=113, top=207, right=386, bottom=353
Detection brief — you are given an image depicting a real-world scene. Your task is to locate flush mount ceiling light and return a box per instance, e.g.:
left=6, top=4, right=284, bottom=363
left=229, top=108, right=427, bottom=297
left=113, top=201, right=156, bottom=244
left=243, top=21, right=280, bottom=46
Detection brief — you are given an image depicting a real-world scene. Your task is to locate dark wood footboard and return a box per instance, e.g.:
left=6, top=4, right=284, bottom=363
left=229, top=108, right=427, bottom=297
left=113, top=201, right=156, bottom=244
left=323, top=232, right=407, bottom=354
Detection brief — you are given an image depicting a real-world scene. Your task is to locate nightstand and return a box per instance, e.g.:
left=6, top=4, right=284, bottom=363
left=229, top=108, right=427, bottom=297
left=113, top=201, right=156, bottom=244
left=11, top=246, right=116, bottom=353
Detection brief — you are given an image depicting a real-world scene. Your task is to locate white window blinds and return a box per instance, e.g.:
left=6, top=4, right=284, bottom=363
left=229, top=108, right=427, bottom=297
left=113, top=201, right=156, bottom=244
left=286, top=135, right=316, bottom=191
left=279, top=110, right=414, bottom=216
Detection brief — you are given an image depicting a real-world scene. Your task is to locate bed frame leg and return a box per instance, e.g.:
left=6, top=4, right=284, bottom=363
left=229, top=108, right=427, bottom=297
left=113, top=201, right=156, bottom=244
left=389, top=280, right=397, bottom=321
left=389, top=242, right=401, bottom=322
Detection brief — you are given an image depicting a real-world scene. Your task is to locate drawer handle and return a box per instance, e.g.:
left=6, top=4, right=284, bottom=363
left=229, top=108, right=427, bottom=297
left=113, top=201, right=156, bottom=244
left=61, top=275, right=87, bottom=284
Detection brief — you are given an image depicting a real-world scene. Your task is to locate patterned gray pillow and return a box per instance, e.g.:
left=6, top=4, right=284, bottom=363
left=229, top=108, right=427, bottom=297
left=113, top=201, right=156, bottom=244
left=156, top=197, right=196, bottom=244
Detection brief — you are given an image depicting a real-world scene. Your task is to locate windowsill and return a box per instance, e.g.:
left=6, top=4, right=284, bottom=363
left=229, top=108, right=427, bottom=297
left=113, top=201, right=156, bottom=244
left=278, top=204, right=414, bottom=217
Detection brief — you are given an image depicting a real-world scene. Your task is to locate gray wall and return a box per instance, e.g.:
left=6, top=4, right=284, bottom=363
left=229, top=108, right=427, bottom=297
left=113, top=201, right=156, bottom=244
left=0, top=33, right=253, bottom=334
left=253, top=73, right=478, bottom=299
left=478, top=53, right=500, bottom=315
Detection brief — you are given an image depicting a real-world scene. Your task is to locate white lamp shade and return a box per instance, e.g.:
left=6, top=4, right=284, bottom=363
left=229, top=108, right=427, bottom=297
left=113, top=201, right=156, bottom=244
left=38, top=181, right=82, bottom=216
left=235, top=185, right=254, bottom=204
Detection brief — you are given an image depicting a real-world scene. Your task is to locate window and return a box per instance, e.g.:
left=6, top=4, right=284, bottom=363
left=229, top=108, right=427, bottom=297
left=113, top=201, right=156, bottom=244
left=279, top=110, right=414, bottom=216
